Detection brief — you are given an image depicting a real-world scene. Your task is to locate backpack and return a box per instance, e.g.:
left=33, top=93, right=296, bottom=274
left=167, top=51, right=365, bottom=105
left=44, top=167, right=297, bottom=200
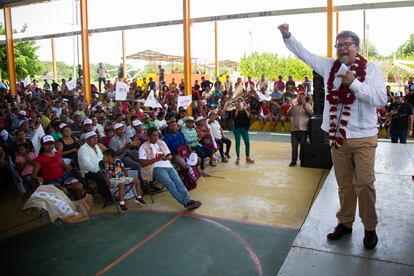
left=97, top=170, right=113, bottom=201
left=182, top=166, right=201, bottom=191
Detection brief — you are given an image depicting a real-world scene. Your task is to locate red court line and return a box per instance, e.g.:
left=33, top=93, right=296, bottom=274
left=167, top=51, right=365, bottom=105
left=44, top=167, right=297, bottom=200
left=187, top=213, right=264, bottom=276
left=95, top=213, right=182, bottom=275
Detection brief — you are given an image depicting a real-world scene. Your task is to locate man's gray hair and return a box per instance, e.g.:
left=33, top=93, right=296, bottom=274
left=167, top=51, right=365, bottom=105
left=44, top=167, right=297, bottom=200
left=336, top=31, right=360, bottom=47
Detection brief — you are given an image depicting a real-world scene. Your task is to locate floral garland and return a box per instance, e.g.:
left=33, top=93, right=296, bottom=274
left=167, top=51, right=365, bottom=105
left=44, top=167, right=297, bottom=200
left=326, top=54, right=367, bottom=148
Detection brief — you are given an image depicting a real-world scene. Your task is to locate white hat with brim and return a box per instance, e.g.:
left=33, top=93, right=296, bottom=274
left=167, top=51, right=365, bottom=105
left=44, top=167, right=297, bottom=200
left=41, top=135, right=55, bottom=144
left=196, top=116, right=206, bottom=122
left=394, top=91, right=403, bottom=97
left=83, top=119, right=93, bottom=126
left=114, top=123, right=125, bottom=130
left=0, top=129, right=9, bottom=142
left=18, top=110, right=27, bottom=116
left=132, top=120, right=143, bottom=127
left=84, top=131, right=97, bottom=140
left=183, top=116, right=195, bottom=123
left=59, top=123, right=68, bottom=130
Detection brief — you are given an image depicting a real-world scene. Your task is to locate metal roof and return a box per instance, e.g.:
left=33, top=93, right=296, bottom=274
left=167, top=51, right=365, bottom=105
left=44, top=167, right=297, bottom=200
left=126, top=49, right=198, bottom=63
left=0, top=0, right=52, bottom=9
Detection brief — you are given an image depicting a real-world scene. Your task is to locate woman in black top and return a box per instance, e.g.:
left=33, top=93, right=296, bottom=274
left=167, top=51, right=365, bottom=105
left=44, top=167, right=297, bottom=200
left=231, top=97, right=254, bottom=165
left=56, top=124, right=80, bottom=163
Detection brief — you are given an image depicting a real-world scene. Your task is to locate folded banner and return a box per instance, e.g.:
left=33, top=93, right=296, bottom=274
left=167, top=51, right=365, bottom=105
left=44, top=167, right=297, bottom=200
left=31, top=125, right=45, bottom=156
left=115, top=81, right=129, bottom=101
left=233, top=84, right=243, bottom=98
left=177, top=95, right=192, bottom=111
left=257, top=91, right=271, bottom=102
left=144, top=90, right=162, bottom=108
left=66, top=79, right=77, bottom=91
left=23, top=75, right=31, bottom=87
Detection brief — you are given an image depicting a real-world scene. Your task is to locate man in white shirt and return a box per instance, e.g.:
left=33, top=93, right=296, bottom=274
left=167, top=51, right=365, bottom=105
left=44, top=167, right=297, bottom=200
left=139, top=128, right=201, bottom=211
left=208, top=111, right=231, bottom=162
left=78, top=131, right=105, bottom=192
left=97, top=63, right=107, bottom=92
left=279, top=23, right=387, bottom=250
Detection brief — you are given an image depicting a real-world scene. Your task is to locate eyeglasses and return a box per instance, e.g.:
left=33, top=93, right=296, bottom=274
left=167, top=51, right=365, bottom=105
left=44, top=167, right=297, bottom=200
left=335, top=42, right=356, bottom=49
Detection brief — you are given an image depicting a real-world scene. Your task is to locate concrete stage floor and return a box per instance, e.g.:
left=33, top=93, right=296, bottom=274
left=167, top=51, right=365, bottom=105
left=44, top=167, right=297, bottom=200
left=278, top=143, right=414, bottom=276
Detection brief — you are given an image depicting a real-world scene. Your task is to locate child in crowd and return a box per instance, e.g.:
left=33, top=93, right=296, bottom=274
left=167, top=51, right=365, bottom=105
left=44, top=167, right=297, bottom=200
left=15, top=143, right=35, bottom=184
left=102, top=127, right=114, bottom=147
left=103, top=149, right=145, bottom=211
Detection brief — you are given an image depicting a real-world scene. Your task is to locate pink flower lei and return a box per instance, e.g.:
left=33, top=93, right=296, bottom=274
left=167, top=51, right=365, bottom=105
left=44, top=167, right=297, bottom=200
left=326, top=54, right=367, bottom=148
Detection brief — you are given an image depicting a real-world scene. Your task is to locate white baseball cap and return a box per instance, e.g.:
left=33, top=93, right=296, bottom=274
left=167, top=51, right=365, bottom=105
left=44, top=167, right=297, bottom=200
left=18, top=110, right=27, bottom=116
left=0, top=129, right=9, bottom=142
left=59, top=123, right=68, bottom=130
left=84, top=131, right=97, bottom=140
left=394, top=91, right=403, bottom=97
left=114, top=123, right=125, bottom=130
left=196, top=116, right=206, bottom=122
left=132, top=119, right=143, bottom=127
left=41, top=135, right=55, bottom=144
left=83, top=118, right=93, bottom=126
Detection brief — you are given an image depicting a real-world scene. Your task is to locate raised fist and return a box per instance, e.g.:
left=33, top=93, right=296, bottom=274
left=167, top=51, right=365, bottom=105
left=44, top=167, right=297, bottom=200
left=278, top=24, right=290, bottom=38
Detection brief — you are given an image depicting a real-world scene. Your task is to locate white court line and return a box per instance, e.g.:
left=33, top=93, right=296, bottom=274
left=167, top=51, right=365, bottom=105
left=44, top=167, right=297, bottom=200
left=270, top=133, right=291, bottom=136
left=224, top=130, right=414, bottom=143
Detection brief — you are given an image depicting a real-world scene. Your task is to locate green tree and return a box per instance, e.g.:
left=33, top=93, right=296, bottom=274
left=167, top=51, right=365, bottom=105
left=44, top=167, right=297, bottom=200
left=0, top=23, right=41, bottom=80
left=361, top=40, right=382, bottom=60
left=397, top=34, right=414, bottom=58
left=239, top=52, right=312, bottom=80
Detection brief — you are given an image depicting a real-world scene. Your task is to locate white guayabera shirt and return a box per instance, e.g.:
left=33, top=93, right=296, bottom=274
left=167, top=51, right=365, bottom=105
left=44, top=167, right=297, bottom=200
left=283, top=35, right=387, bottom=139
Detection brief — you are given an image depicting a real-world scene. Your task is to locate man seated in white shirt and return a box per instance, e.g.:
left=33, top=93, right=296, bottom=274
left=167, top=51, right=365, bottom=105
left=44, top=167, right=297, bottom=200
left=78, top=131, right=105, bottom=191
left=208, top=110, right=231, bottom=162
left=138, top=127, right=201, bottom=211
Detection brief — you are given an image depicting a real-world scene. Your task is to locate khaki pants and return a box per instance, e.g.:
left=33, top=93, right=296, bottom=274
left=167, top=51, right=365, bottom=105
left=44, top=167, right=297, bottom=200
left=331, top=135, right=378, bottom=231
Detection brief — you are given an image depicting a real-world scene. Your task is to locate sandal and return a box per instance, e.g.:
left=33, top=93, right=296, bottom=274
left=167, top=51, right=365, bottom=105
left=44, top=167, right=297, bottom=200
left=235, top=158, right=240, bottom=165
left=246, top=157, right=255, bottom=164
left=209, top=159, right=217, bottom=167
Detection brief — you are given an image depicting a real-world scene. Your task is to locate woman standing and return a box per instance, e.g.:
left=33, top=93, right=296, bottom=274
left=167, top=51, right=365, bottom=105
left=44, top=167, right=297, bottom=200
left=232, top=97, right=254, bottom=165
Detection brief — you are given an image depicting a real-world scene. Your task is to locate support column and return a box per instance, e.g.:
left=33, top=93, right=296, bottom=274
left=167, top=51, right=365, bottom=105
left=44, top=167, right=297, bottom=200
left=214, top=21, right=218, bottom=79
left=122, top=30, right=126, bottom=79
left=183, top=0, right=192, bottom=114
left=336, top=11, right=339, bottom=34
left=80, top=0, right=92, bottom=105
left=327, top=0, right=333, bottom=58
left=363, top=9, right=367, bottom=57
left=51, top=38, right=57, bottom=82
left=4, top=7, right=17, bottom=95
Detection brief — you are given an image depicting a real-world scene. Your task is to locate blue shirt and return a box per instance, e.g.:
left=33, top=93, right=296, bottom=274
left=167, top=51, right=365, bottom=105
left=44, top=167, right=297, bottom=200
left=163, top=131, right=188, bottom=155
left=149, top=81, right=156, bottom=91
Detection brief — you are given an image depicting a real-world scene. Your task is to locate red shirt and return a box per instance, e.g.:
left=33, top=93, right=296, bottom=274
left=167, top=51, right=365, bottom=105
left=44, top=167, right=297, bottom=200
left=35, top=151, right=64, bottom=181
left=244, top=81, right=255, bottom=90
left=281, top=103, right=291, bottom=116
left=261, top=103, right=271, bottom=115
left=274, top=80, right=285, bottom=92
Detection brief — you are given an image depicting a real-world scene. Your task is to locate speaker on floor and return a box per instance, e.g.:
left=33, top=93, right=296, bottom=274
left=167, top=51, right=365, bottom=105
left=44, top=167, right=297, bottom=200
left=301, top=143, right=332, bottom=169
left=312, top=88, right=325, bottom=103
left=310, top=116, right=328, bottom=144
left=312, top=71, right=325, bottom=116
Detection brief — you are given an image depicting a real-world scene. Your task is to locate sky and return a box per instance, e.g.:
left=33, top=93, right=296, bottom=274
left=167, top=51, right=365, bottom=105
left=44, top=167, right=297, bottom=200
left=1, top=0, right=413, bottom=70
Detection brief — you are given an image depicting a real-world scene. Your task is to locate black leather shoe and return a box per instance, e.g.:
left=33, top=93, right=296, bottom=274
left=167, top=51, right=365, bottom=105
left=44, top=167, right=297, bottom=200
left=327, top=224, right=353, bottom=241
left=363, top=230, right=378, bottom=250
left=289, top=161, right=297, bottom=167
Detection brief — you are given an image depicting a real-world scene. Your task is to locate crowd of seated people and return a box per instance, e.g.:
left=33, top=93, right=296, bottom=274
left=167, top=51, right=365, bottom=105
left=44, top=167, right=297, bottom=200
left=0, top=73, right=413, bottom=212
